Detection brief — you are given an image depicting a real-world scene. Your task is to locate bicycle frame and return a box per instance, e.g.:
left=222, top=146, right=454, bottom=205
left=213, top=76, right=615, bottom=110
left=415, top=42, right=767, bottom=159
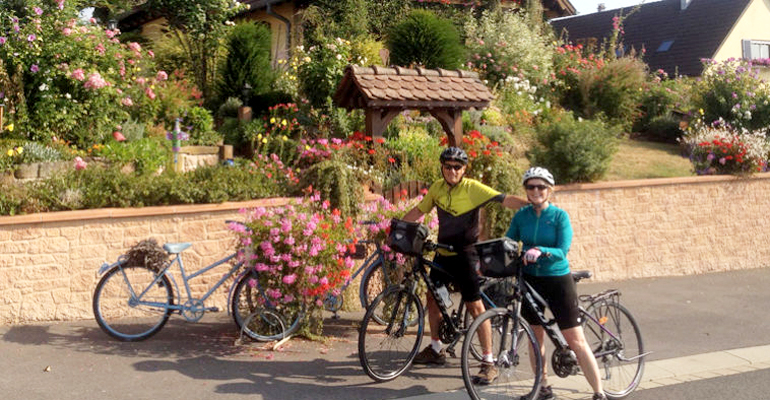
left=404, top=253, right=498, bottom=349
left=100, top=251, right=244, bottom=319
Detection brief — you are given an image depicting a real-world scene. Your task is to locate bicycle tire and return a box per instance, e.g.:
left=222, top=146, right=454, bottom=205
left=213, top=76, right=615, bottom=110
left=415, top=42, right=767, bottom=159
left=360, top=260, right=387, bottom=311
left=461, top=307, right=542, bottom=400
left=582, top=301, right=645, bottom=400
left=92, top=264, right=174, bottom=341
left=231, top=270, right=302, bottom=341
left=358, top=286, right=424, bottom=382
left=463, top=293, right=503, bottom=361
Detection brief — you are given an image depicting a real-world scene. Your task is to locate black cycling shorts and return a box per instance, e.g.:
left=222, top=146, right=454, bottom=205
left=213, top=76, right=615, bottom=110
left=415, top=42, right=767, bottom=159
left=520, top=273, right=581, bottom=330
left=430, top=252, right=481, bottom=303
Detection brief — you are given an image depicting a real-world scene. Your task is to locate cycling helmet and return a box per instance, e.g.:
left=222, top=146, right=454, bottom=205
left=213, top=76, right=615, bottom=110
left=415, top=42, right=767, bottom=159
left=440, top=147, right=469, bottom=165
left=522, top=167, right=555, bottom=186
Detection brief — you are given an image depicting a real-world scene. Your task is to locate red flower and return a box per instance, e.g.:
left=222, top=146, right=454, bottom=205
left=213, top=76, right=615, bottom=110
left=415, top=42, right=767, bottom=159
left=388, top=157, right=396, bottom=163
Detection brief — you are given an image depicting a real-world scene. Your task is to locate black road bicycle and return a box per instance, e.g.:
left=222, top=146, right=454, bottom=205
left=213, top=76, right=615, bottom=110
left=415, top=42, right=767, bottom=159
left=357, top=223, right=510, bottom=382
left=461, top=242, right=649, bottom=400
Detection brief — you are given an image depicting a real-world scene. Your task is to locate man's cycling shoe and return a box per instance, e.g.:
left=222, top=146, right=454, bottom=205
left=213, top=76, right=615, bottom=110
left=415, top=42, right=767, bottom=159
left=412, top=346, right=446, bottom=365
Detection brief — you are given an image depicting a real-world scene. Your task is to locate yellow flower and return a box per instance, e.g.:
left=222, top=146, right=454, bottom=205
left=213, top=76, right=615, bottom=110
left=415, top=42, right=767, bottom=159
left=15, top=147, right=23, bottom=155
left=305, top=145, right=311, bottom=150
left=5, top=123, right=13, bottom=132
left=262, top=138, right=268, bottom=144
left=6, top=149, right=13, bottom=156
left=270, top=117, right=276, bottom=124
left=257, top=133, right=263, bottom=139
left=699, top=108, right=705, bottom=115
left=281, top=119, right=287, bottom=126
left=281, top=135, right=288, bottom=141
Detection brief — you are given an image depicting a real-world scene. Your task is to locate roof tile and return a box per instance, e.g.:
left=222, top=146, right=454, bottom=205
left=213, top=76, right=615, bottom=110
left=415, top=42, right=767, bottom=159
left=333, top=64, right=494, bottom=109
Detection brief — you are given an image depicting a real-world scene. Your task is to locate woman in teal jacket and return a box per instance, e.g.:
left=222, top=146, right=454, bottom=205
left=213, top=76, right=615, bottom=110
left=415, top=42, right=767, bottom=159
left=506, top=167, right=606, bottom=400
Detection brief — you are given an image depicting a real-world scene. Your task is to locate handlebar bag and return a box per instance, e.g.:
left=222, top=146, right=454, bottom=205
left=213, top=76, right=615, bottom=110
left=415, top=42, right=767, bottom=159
left=474, top=237, right=522, bottom=277
left=388, top=219, right=429, bottom=256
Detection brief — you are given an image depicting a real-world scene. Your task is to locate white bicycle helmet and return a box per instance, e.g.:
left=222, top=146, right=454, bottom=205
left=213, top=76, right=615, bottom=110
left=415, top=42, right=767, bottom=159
left=522, top=167, right=555, bottom=186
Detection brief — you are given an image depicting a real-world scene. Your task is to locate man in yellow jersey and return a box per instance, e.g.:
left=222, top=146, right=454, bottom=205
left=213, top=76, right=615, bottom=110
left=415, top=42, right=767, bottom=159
left=402, top=147, right=526, bottom=384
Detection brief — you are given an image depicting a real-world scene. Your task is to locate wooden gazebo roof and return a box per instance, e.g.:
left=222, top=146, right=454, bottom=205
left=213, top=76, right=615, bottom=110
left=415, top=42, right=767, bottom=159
left=333, top=65, right=494, bottom=147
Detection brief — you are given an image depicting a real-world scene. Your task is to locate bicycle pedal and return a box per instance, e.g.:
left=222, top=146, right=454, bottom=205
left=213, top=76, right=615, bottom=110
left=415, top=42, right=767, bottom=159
left=207, top=307, right=220, bottom=312
left=331, top=312, right=341, bottom=320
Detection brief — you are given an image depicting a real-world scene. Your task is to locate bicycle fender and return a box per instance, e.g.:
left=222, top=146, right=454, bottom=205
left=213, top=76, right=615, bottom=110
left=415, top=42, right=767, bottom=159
left=96, top=256, right=127, bottom=277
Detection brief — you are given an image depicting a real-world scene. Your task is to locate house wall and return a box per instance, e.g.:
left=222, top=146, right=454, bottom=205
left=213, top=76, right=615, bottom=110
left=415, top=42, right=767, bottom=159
left=243, top=2, right=297, bottom=65
left=2, top=175, right=770, bottom=325
left=713, top=0, right=770, bottom=78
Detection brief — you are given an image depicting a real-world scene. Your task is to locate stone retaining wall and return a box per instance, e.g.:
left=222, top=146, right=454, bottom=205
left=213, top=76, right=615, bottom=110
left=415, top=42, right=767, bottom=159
left=2, top=175, right=769, bottom=324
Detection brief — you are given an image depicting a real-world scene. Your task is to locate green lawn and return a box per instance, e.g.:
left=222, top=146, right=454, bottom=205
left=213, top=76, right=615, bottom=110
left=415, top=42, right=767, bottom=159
left=604, top=138, right=694, bottom=181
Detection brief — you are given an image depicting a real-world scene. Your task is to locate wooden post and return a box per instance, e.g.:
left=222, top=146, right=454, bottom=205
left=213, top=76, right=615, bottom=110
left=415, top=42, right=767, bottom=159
left=238, top=106, right=252, bottom=122
left=429, top=109, right=463, bottom=147
left=365, top=108, right=401, bottom=138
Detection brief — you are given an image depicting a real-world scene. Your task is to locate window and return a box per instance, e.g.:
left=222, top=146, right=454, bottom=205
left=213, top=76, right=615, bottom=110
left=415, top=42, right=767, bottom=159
left=657, top=40, right=674, bottom=52
left=742, top=39, right=770, bottom=60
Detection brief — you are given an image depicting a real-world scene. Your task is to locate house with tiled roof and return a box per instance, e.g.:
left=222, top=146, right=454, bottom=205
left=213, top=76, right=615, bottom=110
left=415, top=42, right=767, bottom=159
left=119, top=0, right=577, bottom=65
left=549, top=0, right=770, bottom=77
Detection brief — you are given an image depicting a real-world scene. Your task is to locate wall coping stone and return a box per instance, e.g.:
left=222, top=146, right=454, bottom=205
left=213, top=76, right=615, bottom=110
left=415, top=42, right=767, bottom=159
left=556, top=173, right=770, bottom=193
left=0, top=192, right=383, bottom=227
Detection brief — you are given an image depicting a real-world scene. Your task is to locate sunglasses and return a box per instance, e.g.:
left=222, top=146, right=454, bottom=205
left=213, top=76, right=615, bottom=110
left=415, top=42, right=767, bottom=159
left=442, top=164, right=464, bottom=171
left=525, top=184, right=550, bottom=191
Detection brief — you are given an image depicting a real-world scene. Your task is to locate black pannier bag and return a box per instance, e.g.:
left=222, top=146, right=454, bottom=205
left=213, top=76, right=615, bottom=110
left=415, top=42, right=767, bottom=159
left=474, top=237, right=522, bottom=277
left=388, top=218, right=429, bottom=256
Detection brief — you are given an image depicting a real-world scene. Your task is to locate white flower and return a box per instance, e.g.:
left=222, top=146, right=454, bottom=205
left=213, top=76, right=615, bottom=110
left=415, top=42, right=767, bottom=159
left=64, top=93, right=71, bottom=99
left=39, top=83, right=48, bottom=91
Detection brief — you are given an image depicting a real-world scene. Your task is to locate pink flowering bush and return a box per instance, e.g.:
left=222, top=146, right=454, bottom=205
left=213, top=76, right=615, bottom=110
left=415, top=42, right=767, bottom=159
left=231, top=193, right=358, bottom=335
left=0, top=1, right=201, bottom=148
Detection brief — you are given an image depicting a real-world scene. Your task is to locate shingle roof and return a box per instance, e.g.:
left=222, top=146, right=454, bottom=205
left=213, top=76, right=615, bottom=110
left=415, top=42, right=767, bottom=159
left=549, top=0, right=753, bottom=76
left=333, top=65, right=494, bottom=110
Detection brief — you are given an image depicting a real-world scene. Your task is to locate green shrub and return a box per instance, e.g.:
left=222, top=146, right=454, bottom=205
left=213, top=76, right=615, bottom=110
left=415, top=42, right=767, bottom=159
left=528, top=112, right=620, bottom=183
left=295, top=36, right=353, bottom=110
left=463, top=9, right=554, bottom=87
left=183, top=106, right=222, bottom=146
left=386, top=9, right=464, bottom=69
left=216, top=97, right=243, bottom=120
left=19, top=142, right=63, bottom=163
left=0, top=158, right=298, bottom=216
left=641, top=115, right=684, bottom=144
left=578, top=57, right=648, bottom=131
left=634, top=72, right=692, bottom=139
left=218, top=22, right=275, bottom=103
left=298, top=158, right=364, bottom=217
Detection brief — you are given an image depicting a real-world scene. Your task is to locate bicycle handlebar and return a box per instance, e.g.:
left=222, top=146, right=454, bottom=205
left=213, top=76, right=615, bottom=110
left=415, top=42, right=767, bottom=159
left=423, top=241, right=454, bottom=253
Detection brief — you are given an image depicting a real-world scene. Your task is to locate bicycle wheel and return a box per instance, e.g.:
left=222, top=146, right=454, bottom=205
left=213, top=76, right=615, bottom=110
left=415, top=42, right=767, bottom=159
left=464, top=293, right=504, bottom=361
left=231, top=271, right=302, bottom=341
left=462, top=308, right=542, bottom=400
left=93, top=264, right=174, bottom=341
left=358, top=287, right=424, bottom=382
left=582, top=301, right=645, bottom=400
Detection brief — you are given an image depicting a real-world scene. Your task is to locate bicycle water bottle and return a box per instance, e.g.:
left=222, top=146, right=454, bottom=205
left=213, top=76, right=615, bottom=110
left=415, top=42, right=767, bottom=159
left=436, top=285, right=453, bottom=308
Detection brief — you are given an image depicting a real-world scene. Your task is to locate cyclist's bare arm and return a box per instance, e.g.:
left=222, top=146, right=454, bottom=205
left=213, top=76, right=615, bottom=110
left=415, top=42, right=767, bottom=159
left=502, top=194, right=527, bottom=210
left=402, top=206, right=424, bottom=222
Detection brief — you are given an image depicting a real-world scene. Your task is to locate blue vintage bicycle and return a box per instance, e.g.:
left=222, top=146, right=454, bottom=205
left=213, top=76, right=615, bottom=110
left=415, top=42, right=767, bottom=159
left=93, top=221, right=396, bottom=342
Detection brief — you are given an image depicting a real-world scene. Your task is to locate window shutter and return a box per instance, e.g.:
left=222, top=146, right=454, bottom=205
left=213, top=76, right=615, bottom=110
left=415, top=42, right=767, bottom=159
left=742, top=39, right=753, bottom=59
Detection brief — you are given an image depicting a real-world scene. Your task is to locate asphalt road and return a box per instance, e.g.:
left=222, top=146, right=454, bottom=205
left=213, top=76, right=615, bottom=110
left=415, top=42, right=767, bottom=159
left=1, top=267, right=769, bottom=400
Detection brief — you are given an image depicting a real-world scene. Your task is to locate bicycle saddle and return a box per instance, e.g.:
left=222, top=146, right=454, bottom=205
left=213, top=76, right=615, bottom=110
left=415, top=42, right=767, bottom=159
left=163, top=243, right=192, bottom=254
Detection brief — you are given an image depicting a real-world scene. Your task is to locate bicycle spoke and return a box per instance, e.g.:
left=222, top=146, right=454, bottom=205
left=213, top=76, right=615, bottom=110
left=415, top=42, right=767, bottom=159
left=359, top=288, right=424, bottom=382
left=583, top=302, right=645, bottom=399
left=462, top=308, right=542, bottom=400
